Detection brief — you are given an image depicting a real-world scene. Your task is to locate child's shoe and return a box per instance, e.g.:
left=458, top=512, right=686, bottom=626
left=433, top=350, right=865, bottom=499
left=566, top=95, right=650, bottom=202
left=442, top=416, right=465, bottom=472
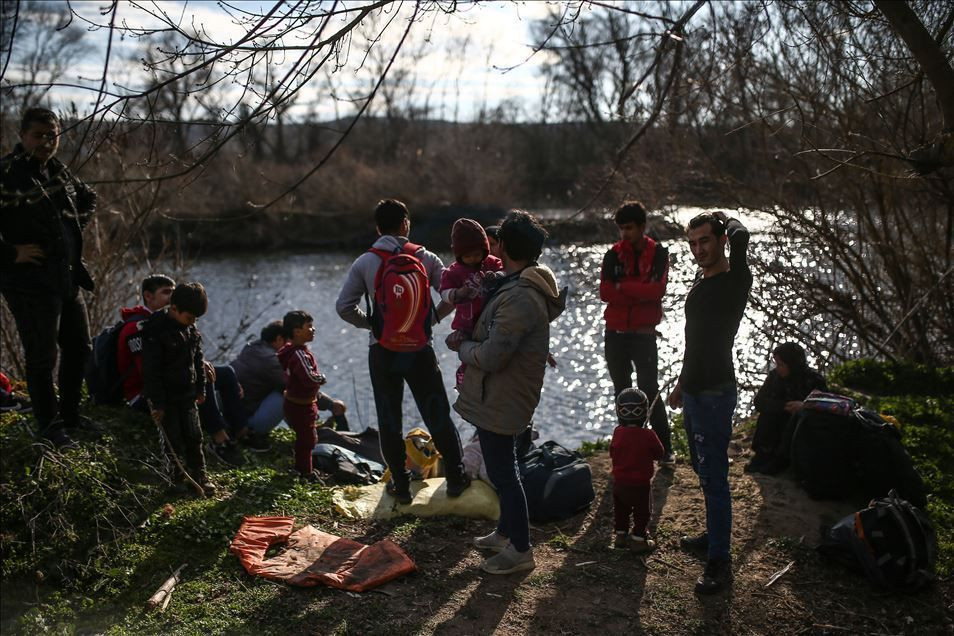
left=612, top=531, right=628, bottom=550
left=628, top=534, right=656, bottom=554
left=299, top=470, right=325, bottom=485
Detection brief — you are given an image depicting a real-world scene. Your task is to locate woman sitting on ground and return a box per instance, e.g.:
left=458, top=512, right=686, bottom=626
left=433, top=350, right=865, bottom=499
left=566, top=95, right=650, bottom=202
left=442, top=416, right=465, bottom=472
left=746, top=342, right=827, bottom=474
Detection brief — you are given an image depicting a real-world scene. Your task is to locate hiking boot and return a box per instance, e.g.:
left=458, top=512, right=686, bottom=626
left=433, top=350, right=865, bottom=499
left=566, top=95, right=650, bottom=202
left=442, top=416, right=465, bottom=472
left=612, top=531, right=628, bottom=550
left=386, top=480, right=412, bottom=505
left=242, top=434, right=271, bottom=453
left=680, top=532, right=709, bottom=557
left=206, top=440, right=245, bottom=467
left=42, top=427, right=77, bottom=449
left=628, top=534, right=656, bottom=555
left=481, top=544, right=535, bottom=575
left=63, top=415, right=105, bottom=433
left=446, top=474, right=471, bottom=498
left=695, top=557, right=731, bottom=594
left=659, top=452, right=676, bottom=467
left=474, top=530, right=510, bottom=553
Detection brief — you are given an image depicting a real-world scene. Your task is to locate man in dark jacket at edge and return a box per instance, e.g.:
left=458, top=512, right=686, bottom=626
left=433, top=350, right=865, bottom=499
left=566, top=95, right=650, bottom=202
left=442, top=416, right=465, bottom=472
left=600, top=201, right=674, bottom=464
left=0, top=107, right=100, bottom=447
left=668, top=210, right=752, bottom=595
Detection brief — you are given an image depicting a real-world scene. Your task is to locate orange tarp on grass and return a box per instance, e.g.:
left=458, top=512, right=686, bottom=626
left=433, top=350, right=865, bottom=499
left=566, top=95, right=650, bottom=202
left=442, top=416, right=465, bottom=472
left=229, top=516, right=416, bottom=592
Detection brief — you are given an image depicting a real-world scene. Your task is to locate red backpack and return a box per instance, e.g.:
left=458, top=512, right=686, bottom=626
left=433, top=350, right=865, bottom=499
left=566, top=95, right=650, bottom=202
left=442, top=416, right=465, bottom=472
left=366, top=242, right=433, bottom=352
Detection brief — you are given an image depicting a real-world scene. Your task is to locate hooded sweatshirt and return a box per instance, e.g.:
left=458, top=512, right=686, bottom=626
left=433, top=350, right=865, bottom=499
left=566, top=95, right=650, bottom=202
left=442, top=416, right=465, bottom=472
left=454, top=264, right=567, bottom=435
left=117, top=304, right=153, bottom=402
left=335, top=235, right=446, bottom=345
left=277, top=343, right=324, bottom=404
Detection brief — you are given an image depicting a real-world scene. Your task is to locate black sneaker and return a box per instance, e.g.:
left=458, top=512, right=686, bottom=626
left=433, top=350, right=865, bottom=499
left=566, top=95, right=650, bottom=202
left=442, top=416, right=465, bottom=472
left=695, top=557, right=730, bottom=594
left=446, top=474, right=471, bottom=498
left=386, top=480, right=412, bottom=505
left=680, top=532, right=709, bottom=557
left=42, top=428, right=78, bottom=449
left=242, top=434, right=271, bottom=453
left=206, top=441, right=245, bottom=467
left=63, top=415, right=105, bottom=433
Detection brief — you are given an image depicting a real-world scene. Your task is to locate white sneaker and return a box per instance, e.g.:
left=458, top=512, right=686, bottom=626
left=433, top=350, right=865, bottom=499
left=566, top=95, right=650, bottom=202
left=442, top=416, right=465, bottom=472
left=473, top=530, right=510, bottom=552
left=628, top=534, right=656, bottom=554
left=660, top=452, right=676, bottom=467
left=481, top=544, right=536, bottom=574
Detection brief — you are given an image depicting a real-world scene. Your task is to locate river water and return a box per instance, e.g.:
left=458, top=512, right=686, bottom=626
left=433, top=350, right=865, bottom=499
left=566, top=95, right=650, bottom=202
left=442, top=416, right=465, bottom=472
left=188, top=208, right=788, bottom=449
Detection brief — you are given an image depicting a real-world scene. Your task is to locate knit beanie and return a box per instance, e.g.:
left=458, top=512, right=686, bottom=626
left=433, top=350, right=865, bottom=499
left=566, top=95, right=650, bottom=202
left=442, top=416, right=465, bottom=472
left=451, top=218, right=490, bottom=260
left=616, top=388, right=649, bottom=426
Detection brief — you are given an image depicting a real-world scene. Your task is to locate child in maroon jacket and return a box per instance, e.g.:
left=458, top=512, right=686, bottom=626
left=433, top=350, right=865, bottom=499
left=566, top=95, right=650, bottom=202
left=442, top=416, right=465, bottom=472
left=277, top=310, right=326, bottom=482
left=610, top=388, right=665, bottom=553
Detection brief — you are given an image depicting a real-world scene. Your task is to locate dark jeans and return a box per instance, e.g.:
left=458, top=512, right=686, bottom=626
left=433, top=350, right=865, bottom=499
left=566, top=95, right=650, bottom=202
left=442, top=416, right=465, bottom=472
left=198, top=365, right=248, bottom=438
left=613, top=481, right=652, bottom=537
left=2, top=289, right=91, bottom=431
left=159, top=400, right=207, bottom=481
left=683, top=387, right=737, bottom=561
left=368, top=344, right=464, bottom=487
left=604, top=330, right=672, bottom=454
left=478, top=426, right=531, bottom=552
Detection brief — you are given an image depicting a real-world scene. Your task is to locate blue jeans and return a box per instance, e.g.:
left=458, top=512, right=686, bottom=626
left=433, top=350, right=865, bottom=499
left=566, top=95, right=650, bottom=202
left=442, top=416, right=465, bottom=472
left=246, top=391, right=285, bottom=434
left=477, top=426, right=530, bottom=552
left=198, top=365, right=248, bottom=437
left=683, top=387, right=737, bottom=561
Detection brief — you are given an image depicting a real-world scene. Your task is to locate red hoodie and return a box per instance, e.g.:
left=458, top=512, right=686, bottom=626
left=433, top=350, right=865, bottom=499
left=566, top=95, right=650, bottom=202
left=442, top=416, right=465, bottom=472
left=116, top=305, right=152, bottom=402
left=600, top=237, right=668, bottom=332
left=610, top=425, right=665, bottom=486
left=277, top=343, right=324, bottom=403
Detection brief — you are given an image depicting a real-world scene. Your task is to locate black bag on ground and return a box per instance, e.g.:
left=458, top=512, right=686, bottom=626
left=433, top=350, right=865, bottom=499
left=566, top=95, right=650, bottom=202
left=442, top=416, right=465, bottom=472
left=789, top=407, right=927, bottom=507
left=313, top=447, right=382, bottom=486
left=817, top=490, right=937, bottom=589
left=519, top=441, right=594, bottom=522
left=84, top=315, right=145, bottom=405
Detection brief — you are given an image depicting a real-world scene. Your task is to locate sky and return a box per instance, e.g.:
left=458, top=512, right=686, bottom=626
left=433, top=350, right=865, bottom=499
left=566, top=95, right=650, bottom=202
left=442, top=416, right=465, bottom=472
left=7, top=0, right=572, bottom=122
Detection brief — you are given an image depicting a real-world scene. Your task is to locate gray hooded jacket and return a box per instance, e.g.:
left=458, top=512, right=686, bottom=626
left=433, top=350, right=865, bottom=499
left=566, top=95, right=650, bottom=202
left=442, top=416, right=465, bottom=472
left=453, top=264, right=567, bottom=436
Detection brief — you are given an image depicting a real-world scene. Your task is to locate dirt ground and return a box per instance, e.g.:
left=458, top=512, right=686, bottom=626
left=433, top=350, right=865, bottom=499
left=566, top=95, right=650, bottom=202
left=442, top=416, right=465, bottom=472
left=320, top=434, right=952, bottom=635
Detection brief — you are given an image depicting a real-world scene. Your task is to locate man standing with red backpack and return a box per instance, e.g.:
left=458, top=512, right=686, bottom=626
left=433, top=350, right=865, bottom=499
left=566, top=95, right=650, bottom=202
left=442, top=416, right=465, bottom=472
left=336, top=199, right=469, bottom=504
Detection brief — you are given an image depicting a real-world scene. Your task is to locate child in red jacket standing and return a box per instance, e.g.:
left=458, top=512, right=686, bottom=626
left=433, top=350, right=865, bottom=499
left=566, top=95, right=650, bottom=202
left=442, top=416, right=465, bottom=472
left=610, top=388, right=664, bottom=553
left=277, top=310, right=326, bottom=482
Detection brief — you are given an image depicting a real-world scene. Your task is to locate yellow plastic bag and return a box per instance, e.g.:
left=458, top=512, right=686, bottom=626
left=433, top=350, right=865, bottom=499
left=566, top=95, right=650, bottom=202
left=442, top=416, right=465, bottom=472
left=332, top=478, right=500, bottom=521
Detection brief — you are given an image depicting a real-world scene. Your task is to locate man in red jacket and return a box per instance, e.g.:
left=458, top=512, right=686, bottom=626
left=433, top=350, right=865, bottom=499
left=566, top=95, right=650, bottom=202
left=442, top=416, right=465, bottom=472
left=600, top=201, right=674, bottom=464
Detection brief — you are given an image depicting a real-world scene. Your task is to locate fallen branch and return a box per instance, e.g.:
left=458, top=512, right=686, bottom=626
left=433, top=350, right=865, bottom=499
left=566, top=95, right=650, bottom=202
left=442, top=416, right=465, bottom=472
left=766, top=560, right=796, bottom=588
left=146, top=563, right=187, bottom=611
left=648, top=556, right=686, bottom=572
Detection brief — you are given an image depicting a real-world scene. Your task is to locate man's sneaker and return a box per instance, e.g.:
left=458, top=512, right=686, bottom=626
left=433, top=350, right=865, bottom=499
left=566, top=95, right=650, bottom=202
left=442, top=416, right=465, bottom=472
left=446, top=474, right=471, bottom=498
left=659, top=452, right=676, bottom=467
left=386, top=480, right=412, bottom=505
left=695, top=557, right=731, bottom=594
left=42, top=428, right=77, bottom=449
left=680, top=531, right=709, bottom=557
left=206, top=441, right=245, bottom=467
left=474, top=530, right=510, bottom=552
left=612, top=531, right=628, bottom=550
left=481, top=544, right=535, bottom=575
left=61, top=415, right=105, bottom=433
left=242, top=434, right=271, bottom=453
left=628, top=534, right=656, bottom=554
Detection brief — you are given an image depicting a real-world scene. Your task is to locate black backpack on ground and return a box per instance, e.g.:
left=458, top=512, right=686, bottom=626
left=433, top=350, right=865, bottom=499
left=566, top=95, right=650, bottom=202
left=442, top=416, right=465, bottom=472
left=84, top=315, right=145, bottom=405
left=789, top=408, right=927, bottom=507
left=519, top=441, right=594, bottom=522
left=817, top=490, right=937, bottom=589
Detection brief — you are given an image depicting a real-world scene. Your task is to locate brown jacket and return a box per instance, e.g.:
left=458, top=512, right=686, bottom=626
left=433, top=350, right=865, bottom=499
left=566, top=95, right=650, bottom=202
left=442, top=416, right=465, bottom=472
left=453, top=265, right=566, bottom=436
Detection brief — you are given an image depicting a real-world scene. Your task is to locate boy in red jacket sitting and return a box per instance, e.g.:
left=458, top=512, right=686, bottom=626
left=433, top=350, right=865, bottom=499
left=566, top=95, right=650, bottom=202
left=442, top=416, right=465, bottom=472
left=610, top=388, right=664, bottom=553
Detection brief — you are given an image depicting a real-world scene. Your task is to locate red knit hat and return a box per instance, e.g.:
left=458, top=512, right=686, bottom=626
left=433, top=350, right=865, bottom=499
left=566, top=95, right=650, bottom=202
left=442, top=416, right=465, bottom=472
left=451, top=218, right=490, bottom=260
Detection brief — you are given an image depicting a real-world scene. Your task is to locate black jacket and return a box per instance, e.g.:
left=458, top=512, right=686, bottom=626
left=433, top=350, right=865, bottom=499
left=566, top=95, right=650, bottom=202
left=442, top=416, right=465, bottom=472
left=141, top=309, right=206, bottom=410
left=0, top=144, right=96, bottom=295
left=753, top=368, right=828, bottom=416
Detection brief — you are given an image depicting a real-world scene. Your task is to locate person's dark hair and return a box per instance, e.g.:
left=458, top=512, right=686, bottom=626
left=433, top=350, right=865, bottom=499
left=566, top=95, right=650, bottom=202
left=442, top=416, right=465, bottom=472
left=282, top=310, right=314, bottom=338
left=374, top=199, right=410, bottom=234
left=498, top=210, right=547, bottom=263
left=260, top=320, right=285, bottom=344
left=141, top=274, right=175, bottom=297
left=687, top=212, right=726, bottom=237
left=614, top=201, right=647, bottom=226
left=20, top=107, right=59, bottom=132
left=773, top=342, right=809, bottom=375
left=484, top=225, right=500, bottom=240
left=170, top=282, right=208, bottom=317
